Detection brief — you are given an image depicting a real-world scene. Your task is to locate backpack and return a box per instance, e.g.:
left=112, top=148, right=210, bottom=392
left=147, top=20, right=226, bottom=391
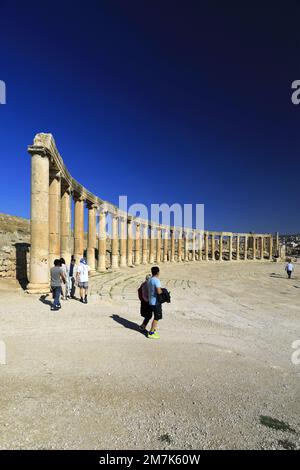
left=138, top=282, right=145, bottom=302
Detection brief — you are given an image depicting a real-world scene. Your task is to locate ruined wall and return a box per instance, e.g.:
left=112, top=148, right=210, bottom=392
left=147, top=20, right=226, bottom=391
left=0, top=213, right=30, bottom=283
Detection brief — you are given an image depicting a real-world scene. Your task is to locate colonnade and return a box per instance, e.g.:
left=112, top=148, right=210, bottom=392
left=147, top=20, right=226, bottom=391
left=27, top=134, right=278, bottom=293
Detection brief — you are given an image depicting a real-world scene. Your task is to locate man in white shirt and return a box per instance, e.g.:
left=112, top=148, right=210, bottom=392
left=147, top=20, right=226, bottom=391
left=76, top=258, right=90, bottom=303
left=285, top=261, right=294, bottom=279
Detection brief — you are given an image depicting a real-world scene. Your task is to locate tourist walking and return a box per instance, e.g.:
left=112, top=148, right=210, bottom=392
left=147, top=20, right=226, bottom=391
left=147, top=266, right=163, bottom=339
left=68, top=257, right=77, bottom=299
left=60, top=258, right=69, bottom=300
left=50, top=259, right=66, bottom=311
left=76, top=257, right=90, bottom=303
left=285, top=260, right=294, bottom=279
left=138, top=274, right=152, bottom=333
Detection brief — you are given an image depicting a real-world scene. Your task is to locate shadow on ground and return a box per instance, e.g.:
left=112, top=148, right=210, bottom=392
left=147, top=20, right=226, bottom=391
left=110, top=314, right=146, bottom=336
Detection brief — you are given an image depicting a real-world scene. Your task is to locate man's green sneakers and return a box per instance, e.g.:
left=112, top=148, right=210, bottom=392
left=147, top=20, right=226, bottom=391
left=148, top=331, right=160, bottom=339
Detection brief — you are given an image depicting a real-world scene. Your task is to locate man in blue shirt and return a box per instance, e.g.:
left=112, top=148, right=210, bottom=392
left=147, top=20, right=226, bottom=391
left=147, top=266, right=163, bottom=339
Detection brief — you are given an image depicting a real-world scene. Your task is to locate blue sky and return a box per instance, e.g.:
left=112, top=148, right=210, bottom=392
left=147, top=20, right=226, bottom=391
left=0, top=1, right=299, bottom=233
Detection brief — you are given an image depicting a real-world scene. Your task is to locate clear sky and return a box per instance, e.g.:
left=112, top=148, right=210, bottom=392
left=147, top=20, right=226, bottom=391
left=0, top=1, right=299, bottom=233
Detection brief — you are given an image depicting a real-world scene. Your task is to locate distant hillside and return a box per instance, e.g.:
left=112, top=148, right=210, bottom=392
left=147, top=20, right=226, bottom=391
left=0, top=213, right=30, bottom=235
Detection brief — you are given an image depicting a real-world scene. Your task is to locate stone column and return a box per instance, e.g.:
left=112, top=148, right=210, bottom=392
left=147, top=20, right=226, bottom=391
left=149, top=226, right=155, bottom=264
left=229, top=235, right=233, bottom=261
left=198, top=232, right=203, bottom=261
left=111, top=214, right=119, bottom=269
left=74, top=194, right=84, bottom=263
left=142, top=224, right=148, bottom=264
left=119, top=216, right=127, bottom=267
left=127, top=218, right=133, bottom=266
left=211, top=234, right=215, bottom=261
left=135, top=222, right=141, bottom=265
left=219, top=234, right=223, bottom=261
left=177, top=229, right=182, bottom=262
left=244, top=235, right=248, bottom=260
left=49, top=170, right=61, bottom=268
left=170, top=229, right=175, bottom=262
left=260, top=236, right=264, bottom=260
left=253, top=236, right=256, bottom=260
left=156, top=227, right=161, bottom=263
left=275, top=231, right=279, bottom=257
left=163, top=228, right=169, bottom=262
left=236, top=235, right=240, bottom=261
left=60, top=185, right=72, bottom=265
left=269, top=235, right=273, bottom=260
left=184, top=230, right=189, bottom=261
left=87, top=203, right=97, bottom=272
left=97, top=209, right=107, bottom=272
left=191, top=231, right=196, bottom=261
left=27, top=148, right=50, bottom=293
left=204, top=231, right=209, bottom=261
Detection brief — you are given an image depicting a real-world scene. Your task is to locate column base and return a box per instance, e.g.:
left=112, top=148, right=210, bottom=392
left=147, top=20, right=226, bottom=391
left=26, top=283, right=50, bottom=294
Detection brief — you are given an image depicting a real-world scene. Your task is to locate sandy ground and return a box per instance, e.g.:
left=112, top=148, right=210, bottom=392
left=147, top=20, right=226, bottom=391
left=0, top=261, right=299, bottom=450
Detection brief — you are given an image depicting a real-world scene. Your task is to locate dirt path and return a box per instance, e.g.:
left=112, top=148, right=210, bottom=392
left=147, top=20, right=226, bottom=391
left=0, top=261, right=299, bottom=449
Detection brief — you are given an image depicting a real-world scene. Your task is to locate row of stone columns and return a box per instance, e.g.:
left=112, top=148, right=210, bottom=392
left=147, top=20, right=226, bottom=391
left=27, top=143, right=276, bottom=294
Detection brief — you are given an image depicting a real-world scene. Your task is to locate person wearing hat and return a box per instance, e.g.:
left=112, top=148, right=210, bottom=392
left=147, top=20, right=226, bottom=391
left=76, top=257, right=90, bottom=303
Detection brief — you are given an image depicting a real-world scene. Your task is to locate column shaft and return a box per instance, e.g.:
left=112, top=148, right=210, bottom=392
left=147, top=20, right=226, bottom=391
left=49, top=171, right=61, bottom=268
left=204, top=231, right=209, bottom=261
left=74, top=196, right=84, bottom=262
left=260, top=236, right=264, bottom=260
left=119, top=217, right=127, bottom=267
left=236, top=235, right=240, bottom=261
left=149, top=226, right=155, bottom=264
left=269, top=235, right=273, bottom=260
left=111, top=215, right=119, bottom=269
left=219, top=234, right=223, bottom=261
left=60, top=186, right=72, bottom=265
left=177, top=230, right=182, bottom=261
left=142, top=224, right=148, bottom=264
left=244, top=236, right=248, bottom=260
left=156, top=228, right=161, bottom=263
left=211, top=234, right=215, bottom=261
left=27, top=151, right=50, bottom=293
left=253, top=236, right=256, bottom=260
left=163, top=228, right=168, bottom=262
left=87, top=204, right=96, bottom=271
left=98, top=210, right=106, bottom=272
left=135, top=223, right=141, bottom=265
left=229, top=235, right=233, bottom=261
left=170, top=229, right=175, bottom=262
left=127, top=219, right=133, bottom=266
left=184, top=231, right=189, bottom=261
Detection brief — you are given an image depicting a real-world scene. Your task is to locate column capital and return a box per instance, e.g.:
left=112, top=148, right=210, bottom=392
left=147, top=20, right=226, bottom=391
left=49, top=169, right=61, bottom=181
left=28, top=144, right=50, bottom=159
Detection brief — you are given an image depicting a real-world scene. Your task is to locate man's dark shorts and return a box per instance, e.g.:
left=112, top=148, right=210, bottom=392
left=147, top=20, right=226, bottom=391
left=149, top=303, right=163, bottom=321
